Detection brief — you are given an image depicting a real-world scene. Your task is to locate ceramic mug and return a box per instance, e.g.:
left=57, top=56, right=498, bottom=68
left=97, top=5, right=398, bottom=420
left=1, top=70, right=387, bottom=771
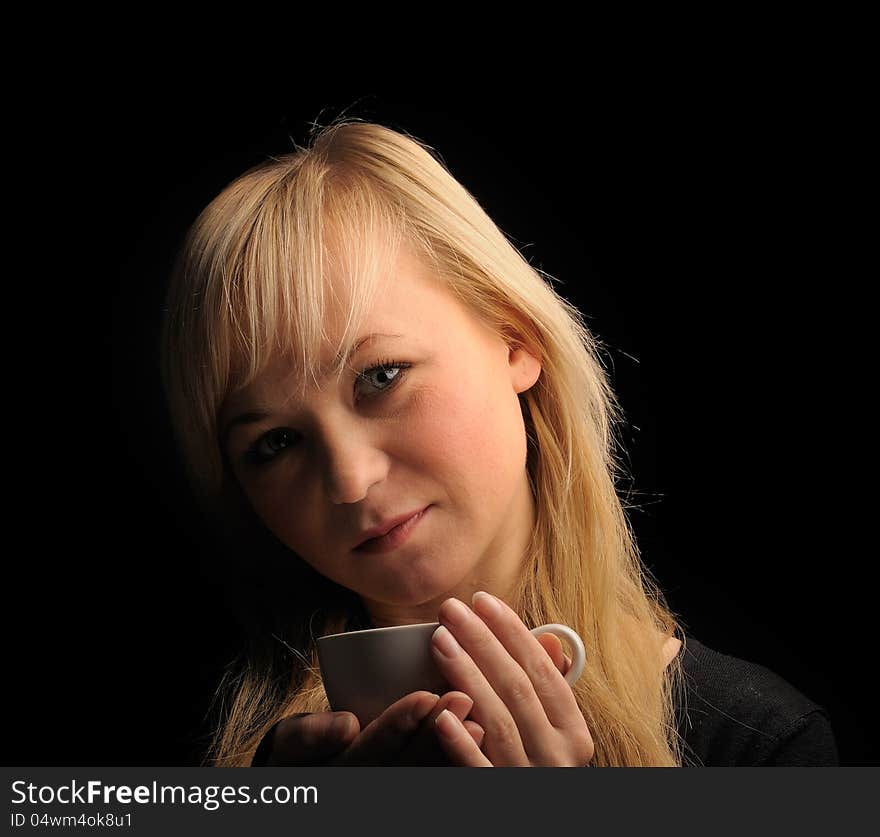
left=317, top=620, right=586, bottom=727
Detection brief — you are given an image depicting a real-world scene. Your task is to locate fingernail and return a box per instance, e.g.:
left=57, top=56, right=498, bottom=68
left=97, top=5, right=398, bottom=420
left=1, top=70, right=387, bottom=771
left=472, top=590, right=501, bottom=617
left=442, top=597, right=471, bottom=625
left=432, top=624, right=461, bottom=657
left=435, top=709, right=460, bottom=740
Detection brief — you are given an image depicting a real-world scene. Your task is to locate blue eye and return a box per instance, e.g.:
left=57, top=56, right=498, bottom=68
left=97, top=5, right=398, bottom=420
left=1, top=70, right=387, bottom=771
left=245, top=428, right=299, bottom=465
left=355, top=358, right=410, bottom=398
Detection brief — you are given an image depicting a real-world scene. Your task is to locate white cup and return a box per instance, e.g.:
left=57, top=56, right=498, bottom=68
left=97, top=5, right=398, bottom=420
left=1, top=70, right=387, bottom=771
left=317, top=621, right=586, bottom=727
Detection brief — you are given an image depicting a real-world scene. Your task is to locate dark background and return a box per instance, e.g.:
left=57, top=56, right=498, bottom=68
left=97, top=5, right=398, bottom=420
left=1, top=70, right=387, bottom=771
left=8, top=77, right=872, bottom=765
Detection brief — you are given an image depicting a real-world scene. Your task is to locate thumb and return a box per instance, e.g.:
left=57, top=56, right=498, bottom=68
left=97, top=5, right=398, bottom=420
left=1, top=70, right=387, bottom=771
left=257, top=712, right=359, bottom=766
left=535, top=633, right=572, bottom=676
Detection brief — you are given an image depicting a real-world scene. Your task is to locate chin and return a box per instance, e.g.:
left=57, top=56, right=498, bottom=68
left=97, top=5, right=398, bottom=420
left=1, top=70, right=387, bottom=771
left=364, top=566, right=463, bottom=611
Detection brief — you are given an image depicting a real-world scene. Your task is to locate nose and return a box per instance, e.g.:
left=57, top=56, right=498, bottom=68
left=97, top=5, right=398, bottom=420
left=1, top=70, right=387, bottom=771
left=319, top=422, right=390, bottom=505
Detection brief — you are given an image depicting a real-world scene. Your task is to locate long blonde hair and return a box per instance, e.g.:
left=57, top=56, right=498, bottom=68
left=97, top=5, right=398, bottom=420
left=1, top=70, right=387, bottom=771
left=160, top=117, right=688, bottom=766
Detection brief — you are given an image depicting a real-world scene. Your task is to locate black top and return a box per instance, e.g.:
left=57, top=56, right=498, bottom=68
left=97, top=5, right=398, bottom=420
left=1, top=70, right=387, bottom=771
left=675, top=635, right=839, bottom=766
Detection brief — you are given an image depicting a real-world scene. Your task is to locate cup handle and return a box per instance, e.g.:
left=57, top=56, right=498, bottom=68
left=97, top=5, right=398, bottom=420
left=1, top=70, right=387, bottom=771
left=530, top=624, right=586, bottom=686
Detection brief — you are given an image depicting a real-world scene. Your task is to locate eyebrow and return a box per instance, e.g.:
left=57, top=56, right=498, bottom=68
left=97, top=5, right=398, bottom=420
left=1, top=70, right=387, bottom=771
left=220, top=333, right=403, bottom=451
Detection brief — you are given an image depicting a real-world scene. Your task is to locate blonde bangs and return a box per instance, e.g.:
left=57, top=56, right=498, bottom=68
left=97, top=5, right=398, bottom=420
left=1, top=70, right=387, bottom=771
left=218, top=166, right=409, bottom=401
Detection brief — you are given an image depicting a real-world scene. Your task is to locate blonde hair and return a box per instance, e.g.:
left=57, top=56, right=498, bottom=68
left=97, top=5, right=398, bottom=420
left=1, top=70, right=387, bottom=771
left=160, top=117, right=688, bottom=766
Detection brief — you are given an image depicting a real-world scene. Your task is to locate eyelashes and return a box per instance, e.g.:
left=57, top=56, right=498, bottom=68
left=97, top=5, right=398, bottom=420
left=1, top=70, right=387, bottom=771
left=242, top=358, right=411, bottom=467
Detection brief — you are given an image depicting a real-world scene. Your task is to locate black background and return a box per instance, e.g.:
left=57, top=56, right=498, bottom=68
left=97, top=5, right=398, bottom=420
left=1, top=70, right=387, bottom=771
left=8, top=73, right=872, bottom=766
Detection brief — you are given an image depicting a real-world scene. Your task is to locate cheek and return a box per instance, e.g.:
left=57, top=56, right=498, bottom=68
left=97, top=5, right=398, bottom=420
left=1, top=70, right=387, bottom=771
left=244, top=475, right=317, bottom=550
left=253, top=490, right=339, bottom=580
left=408, top=380, right=525, bottom=489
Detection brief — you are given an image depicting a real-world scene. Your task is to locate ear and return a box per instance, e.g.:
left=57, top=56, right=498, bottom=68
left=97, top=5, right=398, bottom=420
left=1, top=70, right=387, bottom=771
left=508, top=345, right=542, bottom=394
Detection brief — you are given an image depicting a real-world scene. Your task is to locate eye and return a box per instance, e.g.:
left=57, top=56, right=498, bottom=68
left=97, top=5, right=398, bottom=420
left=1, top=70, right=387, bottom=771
left=245, top=428, right=300, bottom=465
left=355, top=358, right=410, bottom=399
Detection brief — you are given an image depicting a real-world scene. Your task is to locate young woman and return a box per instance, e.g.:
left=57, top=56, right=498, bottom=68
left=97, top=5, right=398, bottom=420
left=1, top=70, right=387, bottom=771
left=159, top=118, right=838, bottom=767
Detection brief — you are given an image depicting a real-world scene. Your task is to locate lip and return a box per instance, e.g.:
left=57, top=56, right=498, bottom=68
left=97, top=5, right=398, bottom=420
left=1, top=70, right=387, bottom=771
left=354, top=506, right=430, bottom=553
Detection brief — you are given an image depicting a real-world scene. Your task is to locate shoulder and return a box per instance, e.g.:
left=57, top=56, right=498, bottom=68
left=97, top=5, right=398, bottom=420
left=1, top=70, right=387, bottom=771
left=675, top=636, right=840, bottom=766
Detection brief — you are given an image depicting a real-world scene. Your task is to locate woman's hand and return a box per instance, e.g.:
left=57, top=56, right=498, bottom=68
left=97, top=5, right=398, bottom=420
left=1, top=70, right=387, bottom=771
left=254, top=691, right=485, bottom=766
left=429, top=593, right=595, bottom=766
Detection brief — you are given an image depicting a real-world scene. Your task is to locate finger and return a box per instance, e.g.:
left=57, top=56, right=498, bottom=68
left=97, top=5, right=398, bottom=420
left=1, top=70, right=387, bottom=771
left=462, top=719, right=485, bottom=748
left=432, top=693, right=484, bottom=747
left=425, top=693, right=485, bottom=748
left=267, top=712, right=358, bottom=765
left=424, top=691, right=474, bottom=726
left=432, top=602, right=530, bottom=764
left=435, top=709, right=492, bottom=766
left=330, top=691, right=439, bottom=766
left=398, top=691, right=476, bottom=765
left=469, top=593, right=583, bottom=729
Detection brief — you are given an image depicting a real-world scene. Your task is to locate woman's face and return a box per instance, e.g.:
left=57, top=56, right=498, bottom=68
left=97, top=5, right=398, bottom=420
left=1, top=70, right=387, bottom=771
left=219, top=244, right=542, bottom=626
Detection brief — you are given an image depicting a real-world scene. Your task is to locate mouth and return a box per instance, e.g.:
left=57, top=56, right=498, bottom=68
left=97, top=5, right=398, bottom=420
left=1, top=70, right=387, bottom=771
left=354, top=506, right=430, bottom=554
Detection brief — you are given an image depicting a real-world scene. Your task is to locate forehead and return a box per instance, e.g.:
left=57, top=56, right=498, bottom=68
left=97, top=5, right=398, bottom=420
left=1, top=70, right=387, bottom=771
left=317, top=242, right=463, bottom=364
left=320, top=242, right=438, bottom=344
